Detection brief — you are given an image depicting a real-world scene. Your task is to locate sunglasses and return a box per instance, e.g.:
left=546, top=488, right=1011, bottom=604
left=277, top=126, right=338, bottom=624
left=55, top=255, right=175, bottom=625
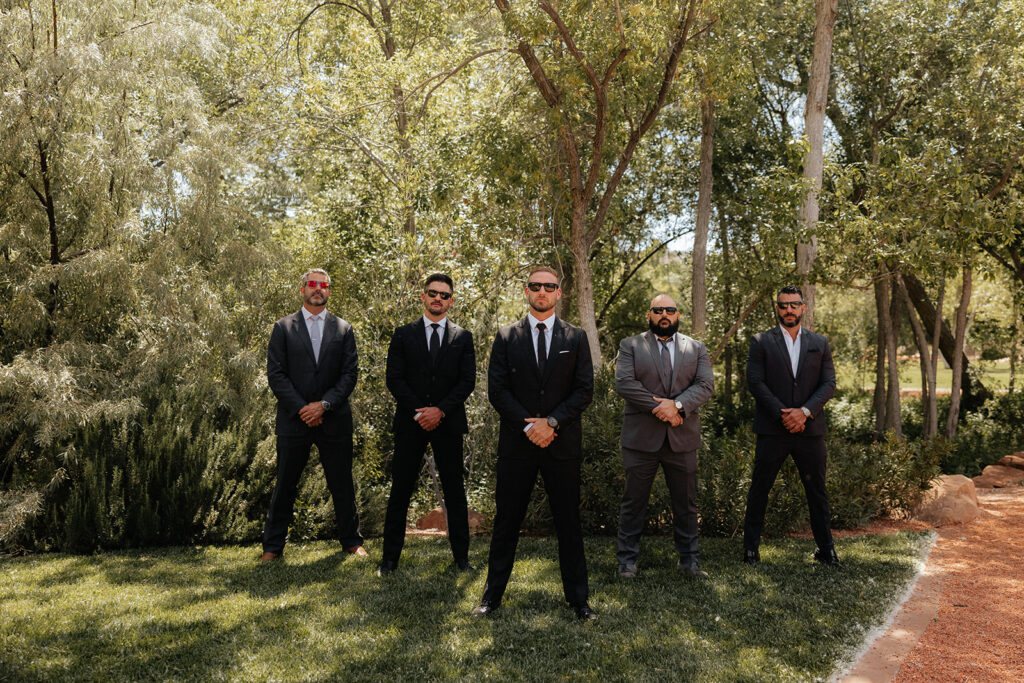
left=650, top=306, right=678, bottom=315
left=776, top=301, right=803, bottom=310
left=527, top=282, right=558, bottom=292
left=305, top=280, right=330, bottom=289
left=425, top=289, right=452, bottom=300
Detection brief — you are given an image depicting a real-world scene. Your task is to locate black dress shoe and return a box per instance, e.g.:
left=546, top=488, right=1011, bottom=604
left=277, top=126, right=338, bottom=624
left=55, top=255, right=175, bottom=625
left=377, top=560, right=397, bottom=577
left=472, top=602, right=498, bottom=617
left=455, top=559, right=476, bottom=572
left=742, top=549, right=760, bottom=566
left=677, top=559, right=709, bottom=578
left=813, top=546, right=840, bottom=566
left=574, top=604, right=598, bottom=621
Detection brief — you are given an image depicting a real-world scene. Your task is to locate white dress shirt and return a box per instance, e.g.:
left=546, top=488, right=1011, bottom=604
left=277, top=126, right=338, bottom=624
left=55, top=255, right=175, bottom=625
left=422, top=315, right=448, bottom=346
left=655, top=333, right=677, bottom=366
left=527, top=312, right=556, bottom=363
left=779, top=324, right=803, bottom=376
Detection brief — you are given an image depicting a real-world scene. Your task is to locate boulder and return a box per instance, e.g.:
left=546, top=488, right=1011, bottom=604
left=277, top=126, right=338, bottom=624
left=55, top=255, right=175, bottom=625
left=913, top=474, right=980, bottom=526
left=416, top=507, right=486, bottom=533
left=973, top=464, right=1024, bottom=489
left=996, top=454, right=1024, bottom=470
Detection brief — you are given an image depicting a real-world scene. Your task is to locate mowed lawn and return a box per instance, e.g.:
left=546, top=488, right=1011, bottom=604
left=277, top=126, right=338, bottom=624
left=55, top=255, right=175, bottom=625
left=1, top=533, right=930, bottom=681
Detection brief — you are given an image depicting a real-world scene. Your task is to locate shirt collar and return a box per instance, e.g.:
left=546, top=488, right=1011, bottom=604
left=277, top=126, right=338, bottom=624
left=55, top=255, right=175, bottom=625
left=656, top=332, right=676, bottom=344
left=527, top=312, right=557, bottom=329
left=778, top=324, right=802, bottom=341
left=302, top=306, right=327, bottom=320
left=423, top=315, right=447, bottom=329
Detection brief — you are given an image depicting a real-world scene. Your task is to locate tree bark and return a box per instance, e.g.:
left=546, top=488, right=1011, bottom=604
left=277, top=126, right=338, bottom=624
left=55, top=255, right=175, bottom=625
left=897, top=274, right=936, bottom=437
left=872, top=269, right=888, bottom=436
left=946, top=263, right=972, bottom=439
left=796, top=0, right=839, bottom=331
left=691, top=97, right=714, bottom=337
left=884, top=266, right=902, bottom=436
left=928, top=276, right=945, bottom=437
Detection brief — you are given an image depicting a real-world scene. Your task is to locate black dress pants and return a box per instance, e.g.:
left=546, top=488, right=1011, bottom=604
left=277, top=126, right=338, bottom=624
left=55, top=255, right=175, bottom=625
left=742, top=433, right=834, bottom=552
left=481, top=453, right=588, bottom=607
left=381, top=429, right=470, bottom=564
left=262, top=432, right=362, bottom=553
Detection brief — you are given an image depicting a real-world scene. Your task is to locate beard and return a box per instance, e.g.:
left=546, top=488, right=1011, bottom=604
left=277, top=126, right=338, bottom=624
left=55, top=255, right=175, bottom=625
left=529, top=296, right=555, bottom=313
left=777, top=310, right=802, bottom=328
left=304, top=290, right=328, bottom=307
left=648, top=318, right=679, bottom=337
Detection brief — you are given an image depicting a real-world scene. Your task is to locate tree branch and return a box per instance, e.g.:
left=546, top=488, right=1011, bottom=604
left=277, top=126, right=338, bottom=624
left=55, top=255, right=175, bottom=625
left=710, top=286, right=769, bottom=364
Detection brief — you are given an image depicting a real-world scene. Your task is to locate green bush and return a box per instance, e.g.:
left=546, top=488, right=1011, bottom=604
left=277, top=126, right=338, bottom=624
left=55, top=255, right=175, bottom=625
left=945, top=391, right=1024, bottom=475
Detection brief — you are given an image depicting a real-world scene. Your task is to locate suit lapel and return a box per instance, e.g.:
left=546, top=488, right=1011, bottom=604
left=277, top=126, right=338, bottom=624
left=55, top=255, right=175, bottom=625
left=540, top=318, right=566, bottom=384
left=770, top=326, right=795, bottom=380
left=316, top=313, right=340, bottom=369
left=514, top=317, right=541, bottom=382
left=292, top=312, right=317, bottom=365
left=413, top=319, right=433, bottom=366
left=645, top=330, right=673, bottom=394
left=671, top=334, right=690, bottom=390
left=435, top=321, right=456, bottom=366
left=795, top=329, right=809, bottom=379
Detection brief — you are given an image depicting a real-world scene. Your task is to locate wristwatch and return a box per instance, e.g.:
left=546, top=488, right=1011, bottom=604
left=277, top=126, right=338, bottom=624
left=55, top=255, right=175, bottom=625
left=321, top=400, right=331, bottom=412
left=546, top=416, right=559, bottom=429
left=674, top=400, right=684, bottom=414
left=800, top=406, right=811, bottom=418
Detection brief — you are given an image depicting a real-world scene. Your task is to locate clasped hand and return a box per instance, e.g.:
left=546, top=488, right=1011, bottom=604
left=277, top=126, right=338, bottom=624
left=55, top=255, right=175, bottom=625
left=651, top=396, right=683, bottom=427
left=298, top=401, right=325, bottom=427
left=780, top=408, right=807, bottom=433
left=524, top=418, right=557, bottom=448
left=415, top=406, right=444, bottom=432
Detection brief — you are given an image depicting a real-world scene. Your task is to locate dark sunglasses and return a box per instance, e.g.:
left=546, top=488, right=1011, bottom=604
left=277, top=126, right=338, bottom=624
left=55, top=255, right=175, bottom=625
left=305, top=280, right=330, bottom=289
left=425, top=289, right=452, bottom=300
left=650, top=306, right=677, bottom=315
left=527, top=282, right=558, bottom=292
left=776, top=301, right=803, bottom=310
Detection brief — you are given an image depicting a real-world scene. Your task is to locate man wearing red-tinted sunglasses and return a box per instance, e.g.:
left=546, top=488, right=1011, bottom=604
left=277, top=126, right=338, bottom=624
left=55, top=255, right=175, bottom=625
left=260, top=268, right=366, bottom=562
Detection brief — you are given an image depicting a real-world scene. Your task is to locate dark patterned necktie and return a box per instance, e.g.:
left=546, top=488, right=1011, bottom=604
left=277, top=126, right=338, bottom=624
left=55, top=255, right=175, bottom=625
left=536, top=322, right=547, bottom=373
left=660, top=339, right=673, bottom=389
left=429, top=323, right=441, bottom=362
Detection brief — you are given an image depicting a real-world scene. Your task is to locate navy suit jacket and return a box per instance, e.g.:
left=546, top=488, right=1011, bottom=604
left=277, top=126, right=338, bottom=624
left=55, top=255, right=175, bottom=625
left=487, top=317, right=593, bottom=461
left=385, top=319, right=476, bottom=435
left=746, top=326, right=835, bottom=437
left=267, top=310, right=358, bottom=438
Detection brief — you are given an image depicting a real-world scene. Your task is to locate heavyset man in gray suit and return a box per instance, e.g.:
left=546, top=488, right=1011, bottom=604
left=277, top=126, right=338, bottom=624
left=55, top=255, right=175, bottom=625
left=614, top=294, right=715, bottom=578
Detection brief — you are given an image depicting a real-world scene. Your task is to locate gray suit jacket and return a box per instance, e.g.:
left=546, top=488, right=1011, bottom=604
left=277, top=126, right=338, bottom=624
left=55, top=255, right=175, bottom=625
left=615, top=331, right=714, bottom=453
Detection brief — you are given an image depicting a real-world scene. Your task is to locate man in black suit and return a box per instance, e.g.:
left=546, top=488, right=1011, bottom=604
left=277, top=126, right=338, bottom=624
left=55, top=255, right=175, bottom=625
left=473, top=266, right=596, bottom=621
left=742, top=285, right=839, bottom=566
left=260, top=268, right=365, bottom=562
left=378, top=273, right=476, bottom=576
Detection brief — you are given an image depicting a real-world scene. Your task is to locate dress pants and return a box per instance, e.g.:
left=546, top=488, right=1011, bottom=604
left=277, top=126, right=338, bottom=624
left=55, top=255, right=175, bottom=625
left=742, top=433, right=834, bottom=552
left=481, top=453, right=589, bottom=607
left=262, top=432, right=362, bottom=553
left=617, top=440, right=698, bottom=567
left=381, top=429, right=470, bottom=564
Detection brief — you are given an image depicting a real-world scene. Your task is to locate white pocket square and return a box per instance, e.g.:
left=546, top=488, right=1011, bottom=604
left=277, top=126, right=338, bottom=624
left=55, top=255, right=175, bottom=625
left=558, top=350, right=570, bottom=354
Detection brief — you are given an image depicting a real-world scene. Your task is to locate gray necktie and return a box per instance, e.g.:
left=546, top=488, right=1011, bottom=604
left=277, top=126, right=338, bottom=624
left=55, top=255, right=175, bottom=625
left=660, top=339, right=673, bottom=390
left=310, top=316, right=322, bottom=363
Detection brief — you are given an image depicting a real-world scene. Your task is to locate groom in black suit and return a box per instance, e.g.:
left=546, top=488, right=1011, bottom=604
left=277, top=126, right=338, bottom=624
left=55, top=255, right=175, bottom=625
left=473, top=266, right=596, bottom=621
left=260, top=268, right=365, bottom=562
left=378, top=273, right=477, bottom=576
left=742, top=285, right=839, bottom=566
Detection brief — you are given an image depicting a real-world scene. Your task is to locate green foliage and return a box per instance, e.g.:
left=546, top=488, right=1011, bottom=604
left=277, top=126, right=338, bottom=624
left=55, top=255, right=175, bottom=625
left=945, top=392, right=1024, bottom=476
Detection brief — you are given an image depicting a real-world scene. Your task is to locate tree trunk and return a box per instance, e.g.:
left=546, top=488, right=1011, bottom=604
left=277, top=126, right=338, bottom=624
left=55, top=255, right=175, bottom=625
left=928, top=276, right=945, bottom=438
left=897, top=274, right=936, bottom=437
left=721, top=213, right=733, bottom=409
left=946, top=263, right=972, bottom=438
left=796, top=0, right=840, bottom=331
left=901, top=270, right=990, bottom=409
left=872, top=270, right=888, bottom=436
left=691, top=97, right=714, bottom=337
left=885, top=269, right=902, bottom=436
left=570, top=216, right=601, bottom=365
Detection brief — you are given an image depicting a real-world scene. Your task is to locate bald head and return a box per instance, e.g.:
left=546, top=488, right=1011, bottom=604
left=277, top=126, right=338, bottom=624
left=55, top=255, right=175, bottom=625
left=650, top=294, right=677, bottom=309
left=647, top=294, right=681, bottom=338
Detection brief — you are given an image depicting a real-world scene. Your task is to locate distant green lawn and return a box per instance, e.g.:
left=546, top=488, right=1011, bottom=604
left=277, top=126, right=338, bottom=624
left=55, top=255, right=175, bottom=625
left=1, top=534, right=930, bottom=681
left=838, top=357, right=1013, bottom=393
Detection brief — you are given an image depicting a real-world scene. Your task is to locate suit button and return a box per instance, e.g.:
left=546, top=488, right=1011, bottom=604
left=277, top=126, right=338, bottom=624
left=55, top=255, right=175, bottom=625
left=540, top=389, right=545, bottom=395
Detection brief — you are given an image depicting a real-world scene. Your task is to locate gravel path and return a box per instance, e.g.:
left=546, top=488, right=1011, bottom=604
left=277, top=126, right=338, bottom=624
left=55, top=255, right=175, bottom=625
left=844, top=486, right=1024, bottom=682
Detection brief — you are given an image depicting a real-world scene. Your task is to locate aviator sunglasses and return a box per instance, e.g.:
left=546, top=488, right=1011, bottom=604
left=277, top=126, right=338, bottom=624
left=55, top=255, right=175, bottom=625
left=425, top=289, right=452, bottom=300
left=305, top=280, right=330, bottom=289
left=776, top=301, right=804, bottom=310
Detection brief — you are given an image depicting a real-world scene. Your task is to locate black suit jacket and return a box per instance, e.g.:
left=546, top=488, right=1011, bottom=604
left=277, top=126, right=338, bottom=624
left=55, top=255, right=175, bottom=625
left=746, top=326, right=836, bottom=437
left=267, top=310, right=358, bottom=438
left=385, top=318, right=476, bottom=435
left=487, top=317, right=594, bottom=461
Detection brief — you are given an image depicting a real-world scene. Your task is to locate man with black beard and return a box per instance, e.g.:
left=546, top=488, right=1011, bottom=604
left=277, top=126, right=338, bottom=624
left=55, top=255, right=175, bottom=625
left=742, top=285, right=838, bottom=566
left=613, top=294, right=714, bottom=578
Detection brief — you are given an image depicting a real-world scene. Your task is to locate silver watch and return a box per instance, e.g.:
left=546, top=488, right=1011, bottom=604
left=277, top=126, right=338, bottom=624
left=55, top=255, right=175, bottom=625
left=546, top=416, right=559, bottom=429
left=674, top=400, right=684, bottom=412
left=321, top=400, right=331, bottom=412
left=801, top=406, right=811, bottom=417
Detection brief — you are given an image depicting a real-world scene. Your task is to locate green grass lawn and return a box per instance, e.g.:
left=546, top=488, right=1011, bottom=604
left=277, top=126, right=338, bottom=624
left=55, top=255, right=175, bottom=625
left=838, top=357, right=1013, bottom=393
left=1, top=533, right=931, bottom=682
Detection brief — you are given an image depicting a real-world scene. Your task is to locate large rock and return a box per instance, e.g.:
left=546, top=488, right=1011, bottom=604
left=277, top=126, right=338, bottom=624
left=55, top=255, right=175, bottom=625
left=973, top=464, right=1024, bottom=488
left=996, top=453, right=1024, bottom=470
left=416, top=507, right=486, bottom=533
left=913, top=474, right=980, bottom=526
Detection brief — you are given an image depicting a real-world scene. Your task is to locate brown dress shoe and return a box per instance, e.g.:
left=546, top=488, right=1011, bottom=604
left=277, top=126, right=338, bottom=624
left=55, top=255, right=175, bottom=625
left=345, top=545, right=369, bottom=558
left=259, top=551, right=281, bottom=563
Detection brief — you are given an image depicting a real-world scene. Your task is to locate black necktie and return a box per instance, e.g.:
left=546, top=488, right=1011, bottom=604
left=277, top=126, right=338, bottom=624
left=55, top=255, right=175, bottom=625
left=536, top=322, right=547, bottom=373
left=429, top=323, right=441, bottom=362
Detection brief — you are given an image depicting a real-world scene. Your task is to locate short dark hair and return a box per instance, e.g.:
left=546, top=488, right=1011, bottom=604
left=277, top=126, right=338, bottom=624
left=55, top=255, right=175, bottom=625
left=424, top=273, right=454, bottom=291
left=778, top=285, right=803, bottom=299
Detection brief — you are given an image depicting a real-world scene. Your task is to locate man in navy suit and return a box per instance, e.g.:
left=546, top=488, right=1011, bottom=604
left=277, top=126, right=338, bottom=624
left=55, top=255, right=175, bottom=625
left=742, top=285, right=839, bottom=566
left=473, top=266, right=596, bottom=621
left=378, top=273, right=476, bottom=576
left=260, top=268, right=365, bottom=562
